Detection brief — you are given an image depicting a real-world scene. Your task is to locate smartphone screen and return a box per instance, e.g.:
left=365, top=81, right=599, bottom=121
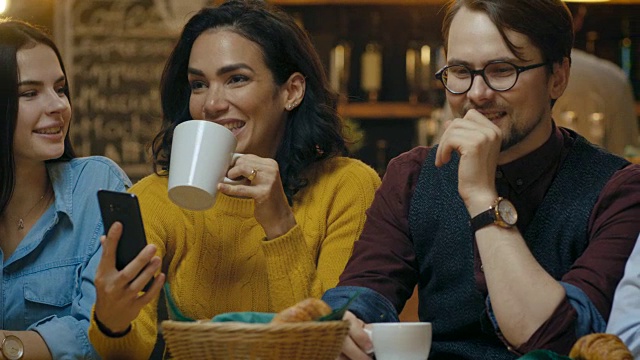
left=97, top=190, right=153, bottom=291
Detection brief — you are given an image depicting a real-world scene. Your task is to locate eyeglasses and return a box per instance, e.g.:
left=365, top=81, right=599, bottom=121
left=435, top=61, right=548, bottom=94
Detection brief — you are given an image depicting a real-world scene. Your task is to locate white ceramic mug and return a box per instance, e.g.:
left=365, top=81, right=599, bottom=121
left=364, top=322, right=432, bottom=360
left=168, top=120, right=245, bottom=211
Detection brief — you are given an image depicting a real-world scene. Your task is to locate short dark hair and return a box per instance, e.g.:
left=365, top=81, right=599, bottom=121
left=151, top=0, right=348, bottom=204
left=442, top=0, right=574, bottom=65
left=0, top=18, right=75, bottom=215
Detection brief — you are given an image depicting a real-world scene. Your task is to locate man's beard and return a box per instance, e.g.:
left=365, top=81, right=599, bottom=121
left=500, top=113, right=545, bottom=151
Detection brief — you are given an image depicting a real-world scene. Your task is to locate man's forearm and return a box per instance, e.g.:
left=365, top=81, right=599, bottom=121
left=475, top=226, right=566, bottom=347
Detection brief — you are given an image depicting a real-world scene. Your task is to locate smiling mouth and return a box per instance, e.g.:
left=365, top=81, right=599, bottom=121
left=480, top=111, right=507, bottom=122
left=222, top=121, right=245, bottom=132
left=34, top=127, right=62, bottom=135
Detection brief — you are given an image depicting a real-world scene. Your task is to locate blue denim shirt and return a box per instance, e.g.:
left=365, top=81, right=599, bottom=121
left=1, top=156, right=130, bottom=359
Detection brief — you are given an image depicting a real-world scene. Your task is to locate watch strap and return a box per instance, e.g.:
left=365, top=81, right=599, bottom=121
left=470, top=208, right=496, bottom=232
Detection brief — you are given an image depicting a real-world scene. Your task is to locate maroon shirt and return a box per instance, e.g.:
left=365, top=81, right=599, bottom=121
left=338, top=126, right=640, bottom=354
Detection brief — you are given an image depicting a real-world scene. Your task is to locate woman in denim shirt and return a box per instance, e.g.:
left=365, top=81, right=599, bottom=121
left=0, top=19, right=131, bottom=359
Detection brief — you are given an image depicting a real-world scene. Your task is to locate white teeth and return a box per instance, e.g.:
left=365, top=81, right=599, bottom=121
left=484, top=113, right=503, bottom=121
left=35, top=127, right=61, bottom=134
left=223, top=122, right=244, bottom=131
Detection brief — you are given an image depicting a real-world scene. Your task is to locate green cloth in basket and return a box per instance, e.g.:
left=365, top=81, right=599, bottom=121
left=165, top=283, right=359, bottom=323
left=210, top=312, right=275, bottom=323
left=517, top=350, right=572, bottom=360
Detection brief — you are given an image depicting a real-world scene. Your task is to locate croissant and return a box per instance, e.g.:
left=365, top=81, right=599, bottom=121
left=569, top=333, right=633, bottom=360
left=271, top=298, right=332, bottom=323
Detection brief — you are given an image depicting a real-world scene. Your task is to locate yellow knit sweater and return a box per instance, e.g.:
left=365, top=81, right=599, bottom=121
left=89, top=156, right=380, bottom=359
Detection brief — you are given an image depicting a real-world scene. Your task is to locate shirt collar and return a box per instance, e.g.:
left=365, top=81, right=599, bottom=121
left=46, top=161, right=75, bottom=226
left=497, top=122, right=564, bottom=192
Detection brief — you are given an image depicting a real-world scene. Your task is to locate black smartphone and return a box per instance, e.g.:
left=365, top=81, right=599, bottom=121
left=97, top=190, right=153, bottom=291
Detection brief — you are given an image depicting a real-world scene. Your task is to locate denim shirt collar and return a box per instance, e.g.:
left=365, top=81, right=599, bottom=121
left=47, top=161, right=74, bottom=227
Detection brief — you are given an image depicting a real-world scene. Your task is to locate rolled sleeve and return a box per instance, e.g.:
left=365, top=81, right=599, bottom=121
left=322, top=286, right=399, bottom=324
left=561, top=282, right=606, bottom=335
left=31, top=316, right=98, bottom=359
left=486, top=282, right=605, bottom=355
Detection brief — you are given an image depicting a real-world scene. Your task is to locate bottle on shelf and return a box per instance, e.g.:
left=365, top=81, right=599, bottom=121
left=329, top=10, right=351, bottom=104
left=620, top=17, right=632, bottom=79
left=416, top=111, right=442, bottom=147
left=292, top=12, right=305, bottom=30
left=375, top=139, right=388, bottom=176
left=586, top=31, right=598, bottom=54
left=360, top=11, right=383, bottom=103
left=406, top=13, right=432, bottom=104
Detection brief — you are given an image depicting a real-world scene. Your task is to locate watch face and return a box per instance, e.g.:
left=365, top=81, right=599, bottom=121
left=497, top=199, right=518, bottom=226
left=2, top=335, right=24, bottom=360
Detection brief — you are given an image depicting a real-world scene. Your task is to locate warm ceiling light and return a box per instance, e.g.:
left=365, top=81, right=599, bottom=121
left=0, top=0, right=8, bottom=14
left=563, top=0, right=610, bottom=2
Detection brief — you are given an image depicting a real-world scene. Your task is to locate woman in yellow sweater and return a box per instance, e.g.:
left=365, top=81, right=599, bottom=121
left=88, top=0, right=380, bottom=358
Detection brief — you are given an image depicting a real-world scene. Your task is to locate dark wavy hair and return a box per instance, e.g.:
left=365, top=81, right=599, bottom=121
left=442, top=0, right=573, bottom=66
left=0, top=18, right=75, bottom=215
left=151, top=0, right=348, bottom=204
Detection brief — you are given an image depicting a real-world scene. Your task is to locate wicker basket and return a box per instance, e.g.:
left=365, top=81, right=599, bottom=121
left=162, top=320, right=350, bottom=360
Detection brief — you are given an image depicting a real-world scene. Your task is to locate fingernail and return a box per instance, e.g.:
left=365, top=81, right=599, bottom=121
left=365, top=341, right=374, bottom=355
left=362, top=328, right=374, bottom=354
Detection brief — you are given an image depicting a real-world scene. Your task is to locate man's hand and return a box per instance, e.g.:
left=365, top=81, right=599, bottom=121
left=337, top=311, right=373, bottom=360
left=435, top=109, right=501, bottom=215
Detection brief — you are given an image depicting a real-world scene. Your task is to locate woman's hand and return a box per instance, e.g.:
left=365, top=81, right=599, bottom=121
left=218, top=154, right=296, bottom=240
left=337, top=311, right=374, bottom=360
left=94, top=222, right=165, bottom=334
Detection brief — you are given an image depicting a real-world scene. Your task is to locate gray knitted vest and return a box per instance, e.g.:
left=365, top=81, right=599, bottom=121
left=408, top=133, right=629, bottom=359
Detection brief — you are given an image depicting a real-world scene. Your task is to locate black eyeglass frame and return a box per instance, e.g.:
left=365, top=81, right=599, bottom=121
left=435, top=61, right=549, bottom=94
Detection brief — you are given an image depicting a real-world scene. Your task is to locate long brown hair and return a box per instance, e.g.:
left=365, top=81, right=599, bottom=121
left=0, top=18, right=76, bottom=215
left=151, top=0, right=348, bottom=204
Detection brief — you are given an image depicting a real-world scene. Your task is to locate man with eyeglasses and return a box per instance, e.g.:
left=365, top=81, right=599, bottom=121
left=323, top=0, right=640, bottom=359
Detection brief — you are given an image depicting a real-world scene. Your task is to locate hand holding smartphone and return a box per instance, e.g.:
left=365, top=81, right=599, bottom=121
left=97, top=190, right=153, bottom=291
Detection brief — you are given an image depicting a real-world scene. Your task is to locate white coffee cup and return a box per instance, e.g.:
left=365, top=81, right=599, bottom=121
left=364, top=322, right=432, bottom=360
left=168, top=120, right=245, bottom=211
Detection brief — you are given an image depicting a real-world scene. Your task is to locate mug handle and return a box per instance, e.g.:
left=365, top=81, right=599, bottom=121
left=223, top=153, right=248, bottom=185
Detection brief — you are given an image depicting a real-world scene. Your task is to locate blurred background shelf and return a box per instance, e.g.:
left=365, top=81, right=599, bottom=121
left=270, top=0, right=640, bottom=4
left=338, top=102, right=433, bottom=119
left=338, top=101, right=640, bottom=118
left=337, top=101, right=640, bottom=119
left=270, top=0, right=444, bottom=4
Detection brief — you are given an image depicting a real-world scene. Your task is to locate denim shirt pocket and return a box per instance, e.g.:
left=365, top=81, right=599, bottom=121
left=23, top=265, right=76, bottom=327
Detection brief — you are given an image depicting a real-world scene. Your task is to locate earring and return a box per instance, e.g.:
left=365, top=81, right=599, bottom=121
left=287, top=104, right=293, bottom=110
